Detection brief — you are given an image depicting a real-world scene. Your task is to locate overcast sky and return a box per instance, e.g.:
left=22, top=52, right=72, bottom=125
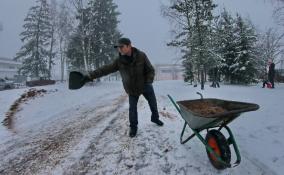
left=0, top=0, right=279, bottom=64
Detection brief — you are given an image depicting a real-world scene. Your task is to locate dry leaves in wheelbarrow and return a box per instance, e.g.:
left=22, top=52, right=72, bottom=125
left=184, top=101, right=227, bottom=117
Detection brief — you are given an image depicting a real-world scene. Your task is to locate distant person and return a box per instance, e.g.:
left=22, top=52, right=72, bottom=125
left=268, top=59, right=275, bottom=88
left=82, top=38, right=163, bottom=137
left=262, top=59, right=275, bottom=88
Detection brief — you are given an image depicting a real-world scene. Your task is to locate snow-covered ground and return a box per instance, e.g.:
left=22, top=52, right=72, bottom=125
left=0, top=80, right=283, bottom=175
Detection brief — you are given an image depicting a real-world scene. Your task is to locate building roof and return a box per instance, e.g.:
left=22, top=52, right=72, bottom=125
left=0, top=57, right=22, bottom=65
left=155, top=64, right=183, bottom=70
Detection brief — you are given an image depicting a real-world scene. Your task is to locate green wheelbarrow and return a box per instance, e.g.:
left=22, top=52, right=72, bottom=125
left=168, top=93, right=259, bottom=170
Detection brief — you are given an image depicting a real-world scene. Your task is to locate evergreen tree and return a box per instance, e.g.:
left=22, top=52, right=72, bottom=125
left=163, top=0, right=217, bottom=88
left=66, top=0, right=121, bottom=72
left=214, top=10, right=258, bottom=84
left=181, top=50, right=194, bottom=83
left=66, top=32, right=85, bottom=71
left=88, top=0, right=121, bottom=69
left=15, top=0, right=52, bottom=79
left=233, top=14, right=258, bottom=84
left=67, top=0, right=90, bottom=72
left=214, top=9, right=238, bottom=83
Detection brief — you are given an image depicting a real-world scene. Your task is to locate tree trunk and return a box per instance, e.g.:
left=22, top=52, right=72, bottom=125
left=82, top=39, right=88, bottom=72
left=59, top=38, right=65, bottom=82
left=48, top=25, right=55, bottom=80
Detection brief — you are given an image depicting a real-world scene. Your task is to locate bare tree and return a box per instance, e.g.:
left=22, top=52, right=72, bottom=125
left=271, top=1, right=284, bottom=72
left=257, top=28, right=284, bottom=75
left=57, top=1, right=73, bottom=82
left=48, top=0, right=57, bottom=80
left=273, top=3, right=284, bottom=26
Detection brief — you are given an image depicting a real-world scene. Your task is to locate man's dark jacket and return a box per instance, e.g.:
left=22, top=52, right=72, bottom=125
left=89, top=47, right=155, bottom=95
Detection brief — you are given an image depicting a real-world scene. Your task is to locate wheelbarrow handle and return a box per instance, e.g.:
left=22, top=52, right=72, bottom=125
left=167, top=94, right=181, bottom=114
left=196, top=92, right=203, bottom=99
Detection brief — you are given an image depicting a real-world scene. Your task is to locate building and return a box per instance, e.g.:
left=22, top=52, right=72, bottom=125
left=96, top=64, right=184, bottom=81
left=0, top=57, right=22, bottom=80
left=155, top=64, right=184, bottom=81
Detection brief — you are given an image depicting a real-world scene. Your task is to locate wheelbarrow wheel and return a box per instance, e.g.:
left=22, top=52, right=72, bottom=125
left=205, top=129, right=231, bottom=170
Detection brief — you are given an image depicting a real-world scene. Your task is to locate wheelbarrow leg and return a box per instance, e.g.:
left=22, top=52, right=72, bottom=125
left=167, top=95, right=197, bottom=144
left=223, top=125, right=241, bottom=167
left=180, top=121, right=196, bottom=144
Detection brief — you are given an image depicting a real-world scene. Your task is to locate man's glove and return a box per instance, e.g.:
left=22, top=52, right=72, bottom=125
left=82, top=75, right=93, bottom=83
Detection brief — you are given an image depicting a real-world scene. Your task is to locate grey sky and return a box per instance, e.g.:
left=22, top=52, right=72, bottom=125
left=0, top=0, right=278, bottom=64
left=0, top=0, right=34, bottom=58
left=113, top=0, right=177, bottom=64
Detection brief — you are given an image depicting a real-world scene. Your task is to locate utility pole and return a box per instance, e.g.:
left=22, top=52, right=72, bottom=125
left=280, top=59, right=284, bottom=76
left=0, top=22, right=3, bottom=32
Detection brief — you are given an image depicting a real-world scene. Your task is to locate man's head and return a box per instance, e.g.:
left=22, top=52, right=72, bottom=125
left=114, top=38, right=132, bottom=55
left=268, top=59, right=273, bottom=65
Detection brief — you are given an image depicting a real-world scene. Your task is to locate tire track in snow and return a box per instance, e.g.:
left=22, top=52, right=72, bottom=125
left=70, top=97, right=177, bottom=174
left=59, top=97, right=130, bottom=174
left=59, top=96, right=174, bottom=175
left=0, top=94, right=127, bottom=175
left=240, top=150, right=278, bottom=175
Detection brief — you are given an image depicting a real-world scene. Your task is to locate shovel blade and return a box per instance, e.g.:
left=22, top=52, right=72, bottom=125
left=69, top=71, right=85, bottom=90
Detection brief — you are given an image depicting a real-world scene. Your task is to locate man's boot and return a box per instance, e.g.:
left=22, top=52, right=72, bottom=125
left=151, top=119, right=164, bottom=126
left=129, top=127, right=137, bottom=137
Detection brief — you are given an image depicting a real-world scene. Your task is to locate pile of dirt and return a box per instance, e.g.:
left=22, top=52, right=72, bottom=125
left=2, top=88, right=47, bottom=129
left=185, top=101, right=227, bottom=117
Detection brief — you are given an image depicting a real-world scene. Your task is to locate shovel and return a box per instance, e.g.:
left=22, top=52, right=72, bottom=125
left=69, top=71, right=86, bottom=90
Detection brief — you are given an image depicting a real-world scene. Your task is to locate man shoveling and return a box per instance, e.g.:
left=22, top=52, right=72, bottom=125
left=70, top=38, right=163, bottom=137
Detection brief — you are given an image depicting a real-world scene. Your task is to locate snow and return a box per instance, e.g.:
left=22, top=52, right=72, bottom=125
left=0, top=80, right=283, bottom=174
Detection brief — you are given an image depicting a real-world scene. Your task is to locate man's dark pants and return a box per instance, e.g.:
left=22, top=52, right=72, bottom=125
left=128, top=84, right=159, bottom=128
